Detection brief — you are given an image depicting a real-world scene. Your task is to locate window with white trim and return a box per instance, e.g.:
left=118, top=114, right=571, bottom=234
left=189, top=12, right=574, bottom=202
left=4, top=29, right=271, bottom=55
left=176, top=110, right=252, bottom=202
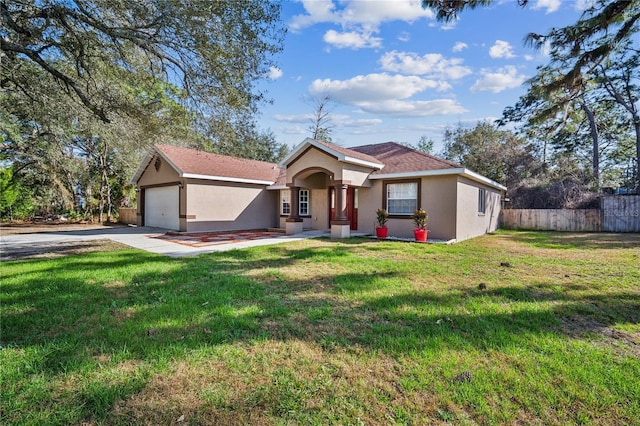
left=299, top=189, right=310, bottom=216
left=281, top=190, right=290, bottom=215
left=478, top=188, right=486, bottom=214
left=386, top=182, right=418, bottom=215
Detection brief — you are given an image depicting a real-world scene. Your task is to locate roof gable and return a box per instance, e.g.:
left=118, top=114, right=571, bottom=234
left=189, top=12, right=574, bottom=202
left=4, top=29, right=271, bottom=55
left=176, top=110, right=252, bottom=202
left=279, top=138, right=384, bottom=170
left=131, top=145, right=281, bottom=185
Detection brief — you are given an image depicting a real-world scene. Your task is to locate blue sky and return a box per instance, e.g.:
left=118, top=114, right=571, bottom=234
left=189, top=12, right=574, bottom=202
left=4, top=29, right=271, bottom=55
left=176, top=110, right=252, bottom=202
left=257, top=0, right=591, bottom=152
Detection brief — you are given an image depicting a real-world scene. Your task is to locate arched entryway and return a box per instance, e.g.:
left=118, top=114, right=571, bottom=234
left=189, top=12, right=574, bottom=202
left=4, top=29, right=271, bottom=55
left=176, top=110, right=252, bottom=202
left=285, top=167, right=356, bottom=237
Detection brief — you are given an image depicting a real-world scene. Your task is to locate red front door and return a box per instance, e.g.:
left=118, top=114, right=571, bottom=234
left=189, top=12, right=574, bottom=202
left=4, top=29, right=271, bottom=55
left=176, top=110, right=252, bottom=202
left=329, top=187, right=358, bottom=230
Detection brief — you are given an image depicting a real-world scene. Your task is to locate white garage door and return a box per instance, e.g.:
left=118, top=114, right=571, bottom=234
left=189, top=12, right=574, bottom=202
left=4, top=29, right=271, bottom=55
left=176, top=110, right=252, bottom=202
left=145, top=186, right=179, bottom=230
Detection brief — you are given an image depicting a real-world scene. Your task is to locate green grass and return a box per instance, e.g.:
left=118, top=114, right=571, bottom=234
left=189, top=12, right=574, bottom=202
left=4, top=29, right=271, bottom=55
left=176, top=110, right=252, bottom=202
left=1, top=230, right=639, bottom=425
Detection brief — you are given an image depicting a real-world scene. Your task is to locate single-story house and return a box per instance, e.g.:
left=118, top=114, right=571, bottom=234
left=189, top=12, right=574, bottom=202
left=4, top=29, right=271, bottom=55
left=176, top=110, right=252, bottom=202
left=131, top=138, right=506, bottom=242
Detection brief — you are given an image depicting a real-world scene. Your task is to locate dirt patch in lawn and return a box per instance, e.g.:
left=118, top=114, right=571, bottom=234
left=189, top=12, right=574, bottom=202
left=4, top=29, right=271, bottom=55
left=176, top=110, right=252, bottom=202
left=560, top=315, right=640, bottom=358
left=1, top=222, right=132, bottom=261
left=1, top=239, right=130, bottom=261
left=0, top=221, right=117, bottom=236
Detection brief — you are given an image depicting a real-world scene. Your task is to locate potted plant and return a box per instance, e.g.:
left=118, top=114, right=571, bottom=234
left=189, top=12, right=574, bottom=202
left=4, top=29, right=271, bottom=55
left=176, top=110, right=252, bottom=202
left=412, top=208, right=428, bottom=242
left=375, top=208, right=389, bottom=238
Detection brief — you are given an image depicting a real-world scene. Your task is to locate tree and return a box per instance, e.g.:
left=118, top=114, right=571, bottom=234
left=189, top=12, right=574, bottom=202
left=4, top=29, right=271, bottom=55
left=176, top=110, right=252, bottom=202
left=307, top=95, right=335, bottom=142
left=416, top=136, right=435, bottom=154
left=2, top=1, right=288, bottom=220
left=501, top=37, right=639, bottom=191
left=441, top=121, right=541, bottom=190
left=0, top=54, right=199, bottom=220
left=1, top=0, right=284, bottom=124
left=595, top=42, right=640, bottom=192
left=522, top=2, right=640, bottom=191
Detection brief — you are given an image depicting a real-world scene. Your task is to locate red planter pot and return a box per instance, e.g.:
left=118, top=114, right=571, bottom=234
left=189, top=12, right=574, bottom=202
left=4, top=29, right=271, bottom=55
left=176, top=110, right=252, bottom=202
left=375, top=226, right=388, bottom=238
left=414, top=228, right=428, bottom=242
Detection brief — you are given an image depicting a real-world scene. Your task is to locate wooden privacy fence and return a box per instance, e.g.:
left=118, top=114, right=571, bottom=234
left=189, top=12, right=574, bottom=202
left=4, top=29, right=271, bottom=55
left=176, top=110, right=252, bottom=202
left=501, top=209, right=601, bottom=232
left=601, top=195, right=640, bottom=232
left=501, top=195, right=640, bottom=232
left=118, top=208, right=137, bottom=225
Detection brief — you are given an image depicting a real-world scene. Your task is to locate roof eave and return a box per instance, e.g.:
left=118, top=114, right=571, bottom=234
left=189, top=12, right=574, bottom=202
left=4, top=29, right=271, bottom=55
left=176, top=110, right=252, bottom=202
left=182, top=173, right=275, bottom=186
left=266, top=184, right=288, bottom=190
left=130, top=151, right=154, bottom=184
left=369, top=168, right=507, bottom=191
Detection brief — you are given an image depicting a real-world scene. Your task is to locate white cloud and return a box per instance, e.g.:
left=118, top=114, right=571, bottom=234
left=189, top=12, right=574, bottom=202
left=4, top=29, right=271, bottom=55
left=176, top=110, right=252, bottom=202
left=355, top=99, right=467, bottom=117
left=470, top=66, right=527, bottom=93
left=398, top=31, right=410, bottom=42
left=273, top=114, right=313, bottom=123
left=532, top=0, right=561, bottom=13
left=440, top=18, right=458, bottom=31
left=289, top=0, right=337, bottom=32
left=309, top=73, right=442, bottom=104
left=524, top=54, right=534, bottom=61
left=290, top=0, right=434, bottom=30
left=274, top=113, right=382, bottom=134
left=489, top=40, right=516, bottom=59
left=289, top=1, right=436, bottom=50
left=452, top=42, right=468, bottom=52
left=380, top=50, right=472, bottom=80
left=278, top=125, right=308, bottom=135
left=323, top=29, right=382, bottom=49
left=267, top=66, right=283, bottom=80
left=341, top=118, right=383, bottom=127
left=308, top=73, right=465, bottom=117
left=289, top=0, right=435, bottom=42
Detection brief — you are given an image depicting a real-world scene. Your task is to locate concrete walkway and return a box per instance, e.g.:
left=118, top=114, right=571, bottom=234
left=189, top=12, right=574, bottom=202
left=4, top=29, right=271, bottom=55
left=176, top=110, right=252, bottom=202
left=0, top=225, right=333, bottom=259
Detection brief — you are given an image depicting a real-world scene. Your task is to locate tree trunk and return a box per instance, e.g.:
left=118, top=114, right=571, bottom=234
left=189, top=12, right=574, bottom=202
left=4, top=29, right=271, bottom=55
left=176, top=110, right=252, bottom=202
left=634, top=118, right=640, bottom=193
left=98, top=142, right=108, bottom=223
left=581, top=101, right=599, bottom=188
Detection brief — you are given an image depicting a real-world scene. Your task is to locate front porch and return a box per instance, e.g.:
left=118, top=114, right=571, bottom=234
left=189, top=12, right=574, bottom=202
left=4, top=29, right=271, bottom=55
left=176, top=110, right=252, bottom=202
left=275, top=138, right=384, bottom=239
left=283, top=183, right=358, bottom=238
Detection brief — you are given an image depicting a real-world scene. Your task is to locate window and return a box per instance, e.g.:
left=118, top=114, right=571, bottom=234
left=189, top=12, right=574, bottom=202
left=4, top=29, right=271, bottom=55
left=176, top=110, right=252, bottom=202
left=386, top=182, right=418, bottom=215
left=281, top=190, right=290, bottom=215
left=299, top=189, right=310, bottom=216
left=478, top=188, right=486, bottom=214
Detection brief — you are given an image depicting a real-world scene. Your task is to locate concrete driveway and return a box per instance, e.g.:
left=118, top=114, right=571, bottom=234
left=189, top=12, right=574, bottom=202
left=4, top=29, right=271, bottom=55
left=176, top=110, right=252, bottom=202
left=0, top=224, right=328, bottom=260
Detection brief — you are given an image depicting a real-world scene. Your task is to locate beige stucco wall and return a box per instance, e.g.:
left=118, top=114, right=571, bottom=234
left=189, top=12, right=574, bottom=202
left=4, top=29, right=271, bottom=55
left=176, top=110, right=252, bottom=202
left=286, top=147, right=373, bottom=187
left=184, top=180, right=278, bottom=232
left=357, top=176, right=458, bottom=240
left=455, top=177, right=502, bottom=241
left=278, top=188, right=329, bottom=230
left=287, top=148, right=341, bottom=185
left=421, top=176, right=458, bottom=241
left=137, top=156, right=181, bottom=186
left=356, top=183, right=381, bottom=233
left=342, top=164, right=376, bottom=187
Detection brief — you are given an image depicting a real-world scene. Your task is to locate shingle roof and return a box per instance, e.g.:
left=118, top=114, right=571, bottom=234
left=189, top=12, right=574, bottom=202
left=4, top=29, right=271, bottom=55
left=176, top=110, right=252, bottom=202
left=273, top=167, right=288, bottom=186
left=313, top=139, right=384, bottom=166
left=350, top=142, right=462, bottom=175
left=155, top=144, right=281, bottom=183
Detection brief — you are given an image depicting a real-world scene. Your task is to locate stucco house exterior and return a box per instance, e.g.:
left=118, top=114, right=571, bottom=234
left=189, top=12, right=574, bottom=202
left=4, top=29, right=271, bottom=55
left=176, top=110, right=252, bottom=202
left=131, top=138, right=506, bottom=242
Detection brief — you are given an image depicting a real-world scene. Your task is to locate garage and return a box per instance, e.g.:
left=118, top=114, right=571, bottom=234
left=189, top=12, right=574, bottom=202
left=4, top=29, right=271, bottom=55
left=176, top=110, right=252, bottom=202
left=145, top=185, right=179, bottom=230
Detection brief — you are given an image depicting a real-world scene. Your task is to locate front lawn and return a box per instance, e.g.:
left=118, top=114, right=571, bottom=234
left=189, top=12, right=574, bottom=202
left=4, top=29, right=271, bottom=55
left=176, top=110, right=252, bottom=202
left=1, top=231, right=639, bottom=425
